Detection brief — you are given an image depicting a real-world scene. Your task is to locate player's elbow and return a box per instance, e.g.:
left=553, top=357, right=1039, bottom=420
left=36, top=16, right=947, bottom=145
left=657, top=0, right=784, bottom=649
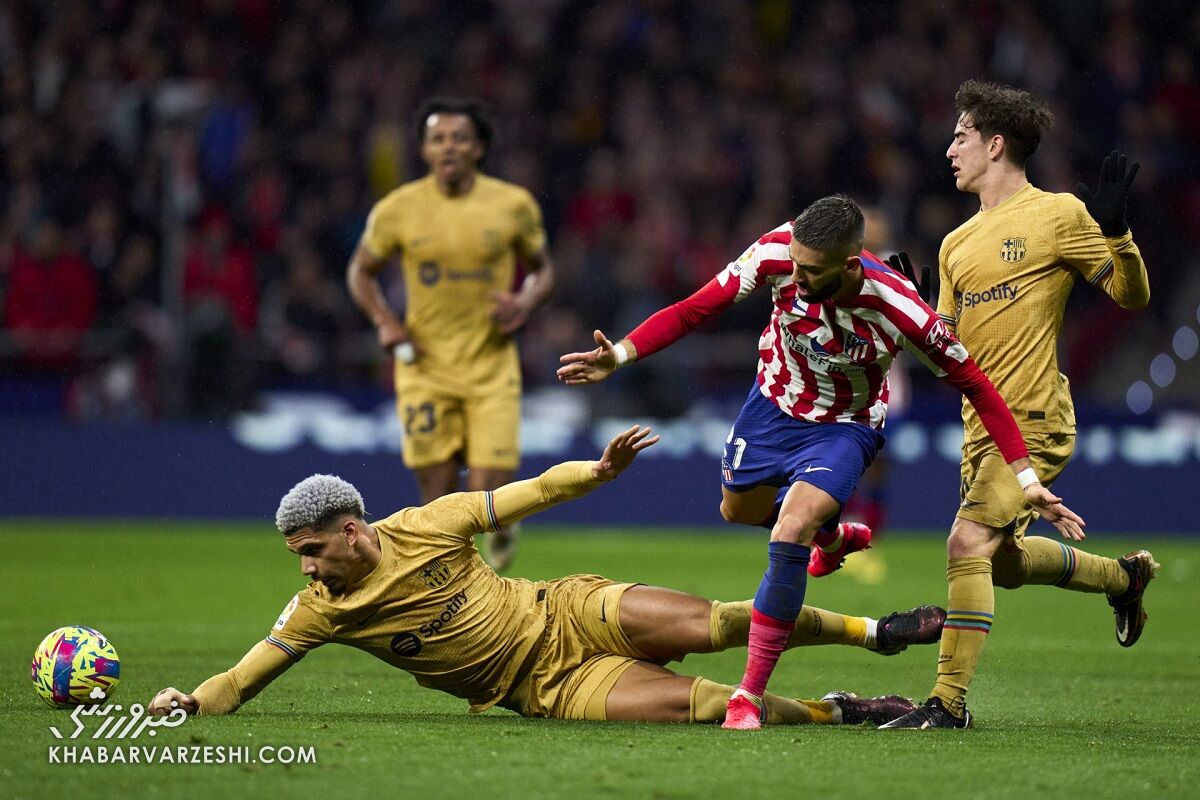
left=345, top=261, right=363, bottom=293
left=346, top=247, right=378, bottom=285
left=1116, top=289, right=1150, bottom=311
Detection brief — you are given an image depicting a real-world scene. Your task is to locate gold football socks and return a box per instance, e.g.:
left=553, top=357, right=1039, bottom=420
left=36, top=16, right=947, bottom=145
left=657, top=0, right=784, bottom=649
left=710, top=601, right=870, bottom=651
left=1018, top=536, right=1129, bottom=594
left=931, top=557, right=994, bottom=717
left=689, top=678, right=835, bottom=725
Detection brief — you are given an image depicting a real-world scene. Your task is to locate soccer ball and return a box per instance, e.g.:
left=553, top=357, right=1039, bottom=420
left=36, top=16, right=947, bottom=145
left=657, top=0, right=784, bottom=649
left=31, top=626, right=121, bottom=708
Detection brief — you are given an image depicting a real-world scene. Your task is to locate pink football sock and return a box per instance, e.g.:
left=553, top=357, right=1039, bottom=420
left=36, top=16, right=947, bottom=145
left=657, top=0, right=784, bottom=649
left=737, top=609, right=796, bottom=698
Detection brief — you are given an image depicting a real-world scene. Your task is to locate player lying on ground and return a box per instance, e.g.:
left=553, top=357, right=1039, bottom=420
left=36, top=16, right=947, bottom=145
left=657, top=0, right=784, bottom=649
left=149, top=426, right=944, bottom=726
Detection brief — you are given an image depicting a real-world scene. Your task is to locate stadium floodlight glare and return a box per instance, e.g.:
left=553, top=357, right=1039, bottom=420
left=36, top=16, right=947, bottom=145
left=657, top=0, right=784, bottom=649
left=1173, top=326, right=1198, bottom=361
left=1149, top=353, right=1176, bottom=387
left=1126, top=380, right=1153, bottom=414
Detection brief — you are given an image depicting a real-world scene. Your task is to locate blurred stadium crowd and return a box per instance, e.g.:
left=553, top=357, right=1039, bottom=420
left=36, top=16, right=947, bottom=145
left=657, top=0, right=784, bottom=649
left=1, top=0, right=1197, bottom=420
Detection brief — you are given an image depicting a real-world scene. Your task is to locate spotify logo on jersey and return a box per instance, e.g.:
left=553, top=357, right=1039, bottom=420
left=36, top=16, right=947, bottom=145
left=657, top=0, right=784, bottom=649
left=419, top=261, right=441, bottom=286
left=390, top=632, right=422, bottom=657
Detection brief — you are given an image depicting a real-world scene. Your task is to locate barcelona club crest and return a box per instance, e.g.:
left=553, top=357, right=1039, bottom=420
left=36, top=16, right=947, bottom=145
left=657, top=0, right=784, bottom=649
left=419, top=559, right=452, bottom=589
left=1000, top=237, right=1026, bottom=263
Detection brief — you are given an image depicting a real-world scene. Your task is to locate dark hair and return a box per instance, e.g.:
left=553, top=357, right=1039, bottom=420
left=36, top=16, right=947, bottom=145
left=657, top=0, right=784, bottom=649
left=298, top=506, right=362, bottom=538
left=954, top=79, right=1054, bottom=166
left=791, top=194, right=865, bottom=255
left=413, top=96, right=494, bottom=162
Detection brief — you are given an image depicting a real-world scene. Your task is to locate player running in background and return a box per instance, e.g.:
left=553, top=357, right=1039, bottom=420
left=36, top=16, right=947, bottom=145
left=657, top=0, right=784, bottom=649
left=347, top=97, right=556, bottom=571
left=557, top=195, right=1082, bottom=730
left=881, top=80, right=1156, bottom=730
left=148, top=426, right=944, bottom=727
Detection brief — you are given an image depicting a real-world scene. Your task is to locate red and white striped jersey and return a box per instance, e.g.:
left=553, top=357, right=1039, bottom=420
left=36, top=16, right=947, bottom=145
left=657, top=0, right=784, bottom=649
left=626, top=222, right=1027, bottom=462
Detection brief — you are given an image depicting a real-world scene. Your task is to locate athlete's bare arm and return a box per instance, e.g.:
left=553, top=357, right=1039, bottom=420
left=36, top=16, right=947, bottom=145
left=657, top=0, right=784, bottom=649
left=346, top=243, right=410, bottom=353
left=491, top=246, right=557, bottom=334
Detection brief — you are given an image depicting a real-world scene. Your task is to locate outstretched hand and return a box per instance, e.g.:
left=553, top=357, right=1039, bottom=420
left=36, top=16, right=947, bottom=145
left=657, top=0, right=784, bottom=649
left=1024, top=485, right=1086, bottom=541
left=1076, top=150, right=1139, bottom=237
left=557, top=330, right=622, bottom=385
left=886, top=251, right=936, bottom=305
left=149, top=687, right=198, bottom=716
left=592, top=425, right=660, bottom=481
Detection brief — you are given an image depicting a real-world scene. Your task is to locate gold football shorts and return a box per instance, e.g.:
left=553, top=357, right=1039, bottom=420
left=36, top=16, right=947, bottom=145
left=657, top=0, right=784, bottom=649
left=956, top=431, right=1075, bottom=542
left=395, top=377, right=520, bottom=470
left=507, top=575, right=648, bottom=721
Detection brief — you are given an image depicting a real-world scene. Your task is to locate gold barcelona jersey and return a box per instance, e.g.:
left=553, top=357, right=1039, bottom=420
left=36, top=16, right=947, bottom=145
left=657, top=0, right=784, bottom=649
left=190, top=462, right=605, bottom=716
left=268, top=504, right=545, bottom=712
left=361, top=173, right=546, bottom=395
left=937, top=184, right=1148, bottom=445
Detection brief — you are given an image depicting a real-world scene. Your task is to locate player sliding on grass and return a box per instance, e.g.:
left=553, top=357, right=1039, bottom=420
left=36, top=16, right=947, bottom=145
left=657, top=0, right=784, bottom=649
left=149, top=426, right=944, bottom=727
left=557, top=195, right=1084, bottom=730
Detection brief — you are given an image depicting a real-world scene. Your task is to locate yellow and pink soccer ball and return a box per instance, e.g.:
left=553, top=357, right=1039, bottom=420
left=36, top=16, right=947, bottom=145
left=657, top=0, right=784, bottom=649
left=31, top=626, right=121, bottom=708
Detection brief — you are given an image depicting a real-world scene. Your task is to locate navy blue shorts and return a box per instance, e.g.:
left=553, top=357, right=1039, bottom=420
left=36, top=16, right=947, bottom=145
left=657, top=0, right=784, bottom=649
left=720, top=384, right=886, bottom=508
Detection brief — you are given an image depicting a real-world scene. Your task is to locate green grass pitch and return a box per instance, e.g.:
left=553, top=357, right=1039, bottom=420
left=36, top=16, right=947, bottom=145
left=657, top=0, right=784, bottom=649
left=2, top=521, right=1198, bottom=799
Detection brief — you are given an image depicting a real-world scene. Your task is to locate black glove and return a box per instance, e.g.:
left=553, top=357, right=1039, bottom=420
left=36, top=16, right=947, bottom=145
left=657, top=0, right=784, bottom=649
left=1075, top=150, right=1139, bottom=237
left=886, top=251, right=936, bottom=305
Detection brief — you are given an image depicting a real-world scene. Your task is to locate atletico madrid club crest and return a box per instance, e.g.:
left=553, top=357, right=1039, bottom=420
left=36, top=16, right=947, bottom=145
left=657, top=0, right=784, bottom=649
left=843, top=332, right=872, bottom=362
left=1000, top=237, right=1026, bottom=263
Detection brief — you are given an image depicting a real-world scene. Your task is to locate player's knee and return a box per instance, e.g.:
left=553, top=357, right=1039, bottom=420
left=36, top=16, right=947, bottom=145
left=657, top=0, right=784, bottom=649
left=413, top=463, right=459, bottom=502
left=770, top=511, right=820, bottom=544
left=946, top=517, right=997, bottom=559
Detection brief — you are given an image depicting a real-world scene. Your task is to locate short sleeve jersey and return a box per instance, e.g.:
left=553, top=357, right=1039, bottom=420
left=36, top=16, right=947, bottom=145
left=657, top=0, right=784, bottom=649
left=267, top=492, right=548, bottom=713
left=937, top=184, right=1117, bottom=443
left=361, top=174, right=546, bottom=393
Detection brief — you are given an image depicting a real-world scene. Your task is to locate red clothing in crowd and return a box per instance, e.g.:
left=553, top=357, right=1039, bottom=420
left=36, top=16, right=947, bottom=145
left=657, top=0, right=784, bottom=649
left=4, top=247, right=99, bottom=368
left=183, top=241, right=258, bottom=334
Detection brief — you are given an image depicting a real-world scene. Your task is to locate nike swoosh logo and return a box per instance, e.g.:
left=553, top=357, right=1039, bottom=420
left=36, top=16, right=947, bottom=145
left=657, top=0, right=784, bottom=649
left=960, top=500, right=982, bottom=508
left=804, top=466, right=833, bottom=473
left=599, top=598, right=607, bottom=623
left=356, top=609, right=379, bottom=627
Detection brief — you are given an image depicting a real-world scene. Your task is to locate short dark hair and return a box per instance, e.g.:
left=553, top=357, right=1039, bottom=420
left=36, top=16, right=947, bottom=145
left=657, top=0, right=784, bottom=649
left=413, top=96, right=494, bottom=162
left=954, top=79, right=1054, bottom=167
left=791, top=195, right=865, bottom=255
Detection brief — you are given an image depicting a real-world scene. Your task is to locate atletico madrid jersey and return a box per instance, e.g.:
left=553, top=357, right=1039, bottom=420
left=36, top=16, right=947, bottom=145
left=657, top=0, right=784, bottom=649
left=628, top=225, right=972, bottom=427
